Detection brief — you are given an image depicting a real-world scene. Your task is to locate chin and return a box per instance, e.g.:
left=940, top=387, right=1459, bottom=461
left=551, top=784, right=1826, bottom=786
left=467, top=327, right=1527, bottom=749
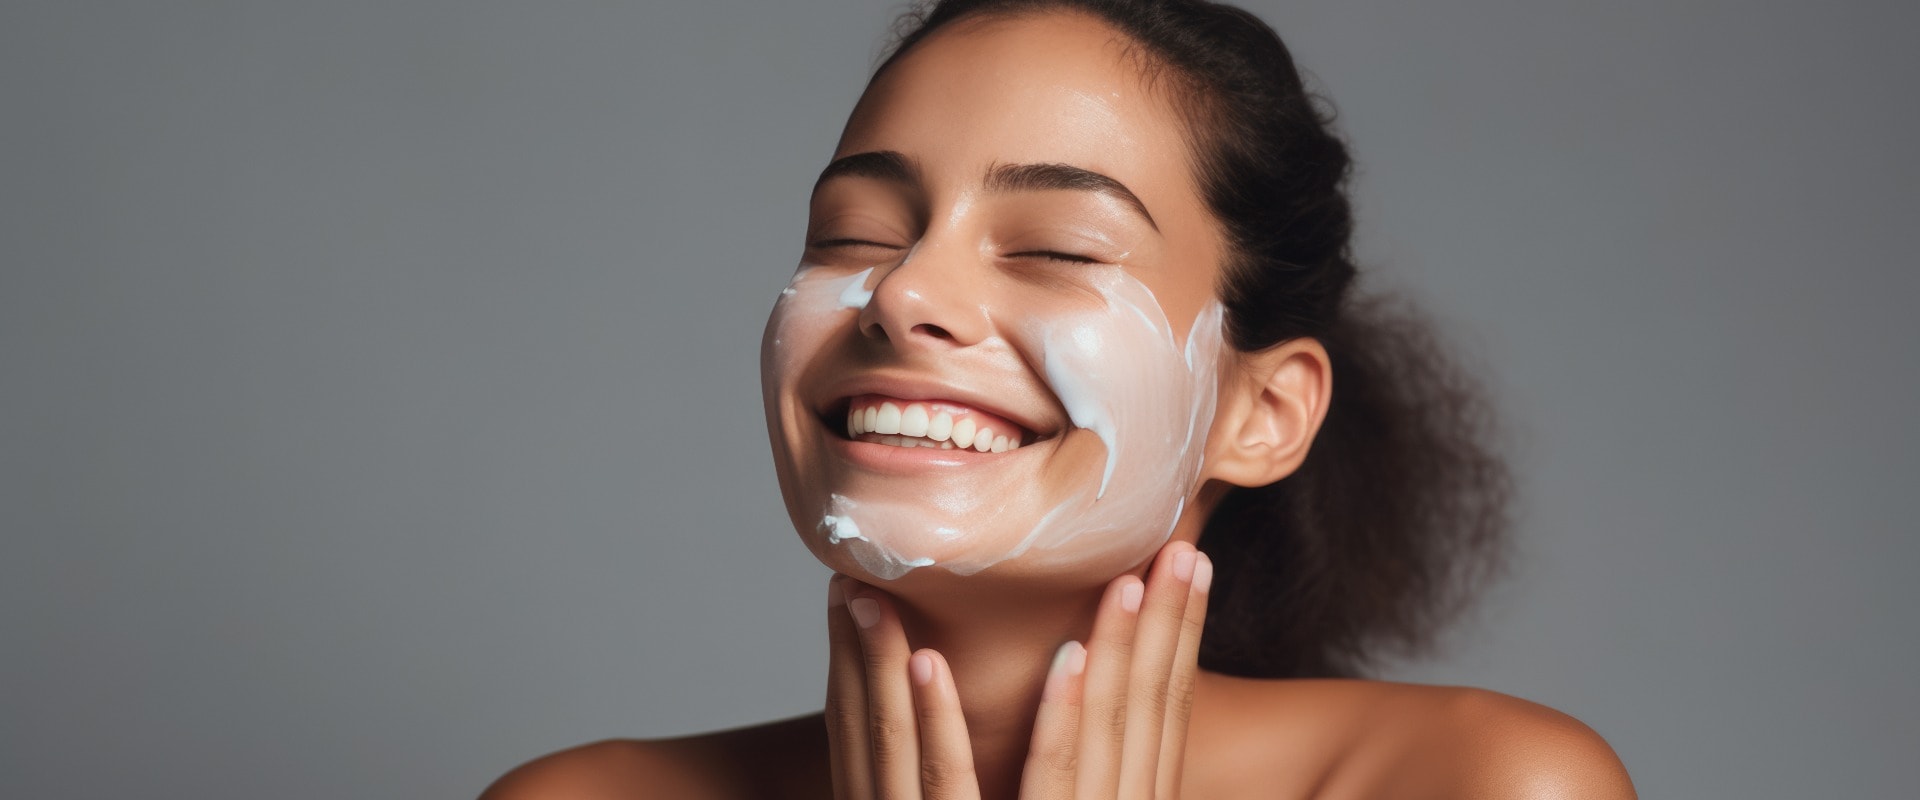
left=784, top=482, right=1183, bottom=594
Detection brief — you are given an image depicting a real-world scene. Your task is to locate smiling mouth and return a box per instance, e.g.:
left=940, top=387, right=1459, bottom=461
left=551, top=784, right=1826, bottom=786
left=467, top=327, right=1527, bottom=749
left=833, top=394, right=1041, bottom=453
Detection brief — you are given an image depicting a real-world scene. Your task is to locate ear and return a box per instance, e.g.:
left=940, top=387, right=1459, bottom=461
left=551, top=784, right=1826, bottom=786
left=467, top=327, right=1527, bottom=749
left=1204, top=337, right=1333, bottom=488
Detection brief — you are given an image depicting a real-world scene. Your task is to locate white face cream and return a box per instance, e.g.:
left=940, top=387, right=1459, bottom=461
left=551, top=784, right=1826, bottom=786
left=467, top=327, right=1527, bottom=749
left=763, top=262, right=1224, bottom=580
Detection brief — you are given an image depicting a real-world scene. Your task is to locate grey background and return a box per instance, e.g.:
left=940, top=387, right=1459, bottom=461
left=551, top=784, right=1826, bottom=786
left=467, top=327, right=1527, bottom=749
left=4, top=1, right=1915, bottom=797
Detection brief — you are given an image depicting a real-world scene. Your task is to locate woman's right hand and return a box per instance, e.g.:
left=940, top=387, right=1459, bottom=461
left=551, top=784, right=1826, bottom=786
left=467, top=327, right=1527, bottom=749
left=824, top=541, right=1213, bottom=799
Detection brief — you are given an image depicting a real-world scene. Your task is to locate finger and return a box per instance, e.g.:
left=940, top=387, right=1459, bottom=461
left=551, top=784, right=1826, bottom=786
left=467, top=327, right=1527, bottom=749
left=1155, top=552, right=1212, bottom=800
left=826, top=575, right=876, bottom=800
left=910, top=649, right=982, bottom=800
left=1074, top=574, right=1143, bottom=800
left=848, top=587, right=922, bottom=799
left=1019, top=640, right=1086, bottom=798
left=1118, top=543, right=1198, bottom=799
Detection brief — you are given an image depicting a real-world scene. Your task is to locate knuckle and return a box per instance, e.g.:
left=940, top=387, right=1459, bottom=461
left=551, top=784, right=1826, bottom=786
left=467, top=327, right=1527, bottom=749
left=1179, top=611, right=1206, bottom=639
left=1128, top=684, right=1169, bottom=718
left=916, top=698, right=946, bottom=730
left=826, top=705, right=866, bottom=740
left=862, top=650, right=896, bottom=675
left=1041, top=741, right=1080, bottom=775
left=1167, top=667, right=1197, bottom=701
left=1152, top=591, right=1190, bottom=619
left=868, top=717, right=910, bottom=761
left=919, top=756, right=965, bottom=793
left=1165, top=678, right=1196, bottom=725
left=1098, top=698, right=1130, bottom=736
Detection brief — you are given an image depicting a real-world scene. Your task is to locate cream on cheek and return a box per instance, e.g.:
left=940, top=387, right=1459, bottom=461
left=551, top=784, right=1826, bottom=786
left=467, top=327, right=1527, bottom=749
left=765, top=263, right=1223, bottom=580
left=1014, top=269, right=1223, bottom=570
left=767, top=265, right=943, bottom=580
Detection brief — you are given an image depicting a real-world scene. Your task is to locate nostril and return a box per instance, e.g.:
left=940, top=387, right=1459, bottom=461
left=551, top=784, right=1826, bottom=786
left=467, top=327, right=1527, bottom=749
left=911, top=323, right=954, bottom=340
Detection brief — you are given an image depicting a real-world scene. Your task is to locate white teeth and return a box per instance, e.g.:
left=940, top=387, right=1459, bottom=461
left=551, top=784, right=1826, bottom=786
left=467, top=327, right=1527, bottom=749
left=874, top=402, right=902, bottom=435
left=900, top=403, right=930, bottom=437
left=845, top=401, right=1026, bottom=452
left=951, top=418, right=975, bottom=448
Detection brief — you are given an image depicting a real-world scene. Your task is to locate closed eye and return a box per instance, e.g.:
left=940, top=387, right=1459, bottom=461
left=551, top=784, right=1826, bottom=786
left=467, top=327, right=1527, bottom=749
left=810, top=238, right=905, bottom=250
left=1009, top=250, right=1101, bottom=265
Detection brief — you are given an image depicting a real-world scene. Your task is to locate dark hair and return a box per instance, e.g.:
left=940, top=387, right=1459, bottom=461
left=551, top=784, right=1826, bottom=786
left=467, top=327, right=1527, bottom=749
left=875, top=0, right=1511, bottom=677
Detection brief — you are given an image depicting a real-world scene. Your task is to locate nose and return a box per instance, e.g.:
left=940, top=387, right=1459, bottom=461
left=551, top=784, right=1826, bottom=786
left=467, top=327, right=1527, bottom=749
left=856, top=239, right=993, bottom=349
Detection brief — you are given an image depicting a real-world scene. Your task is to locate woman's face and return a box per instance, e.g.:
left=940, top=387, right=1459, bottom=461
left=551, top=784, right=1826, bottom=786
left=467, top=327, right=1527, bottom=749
left=762, top=12, right=1234, bottom=588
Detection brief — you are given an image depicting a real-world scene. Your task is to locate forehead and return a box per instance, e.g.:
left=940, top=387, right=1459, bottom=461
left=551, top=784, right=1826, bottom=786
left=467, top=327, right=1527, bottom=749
left=837, top=12, right=1196, bottom=200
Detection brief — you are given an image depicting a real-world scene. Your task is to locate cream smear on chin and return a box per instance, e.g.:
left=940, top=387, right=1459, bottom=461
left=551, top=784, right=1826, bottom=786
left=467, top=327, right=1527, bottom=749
left=821, top=494, right=936, bottom=580
left=766, top=263, right=1223, bottom=580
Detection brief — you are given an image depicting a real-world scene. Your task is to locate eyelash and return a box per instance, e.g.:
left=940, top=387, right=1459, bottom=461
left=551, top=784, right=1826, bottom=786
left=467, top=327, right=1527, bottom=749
left=1010, top=250, right=1100, bottom=265
left=809, top=240, right=1098, bottom=266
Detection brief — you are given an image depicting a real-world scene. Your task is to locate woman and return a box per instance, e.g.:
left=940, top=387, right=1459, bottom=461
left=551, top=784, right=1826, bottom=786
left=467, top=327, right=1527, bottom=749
left=486, top=1, right=1635, bottom=797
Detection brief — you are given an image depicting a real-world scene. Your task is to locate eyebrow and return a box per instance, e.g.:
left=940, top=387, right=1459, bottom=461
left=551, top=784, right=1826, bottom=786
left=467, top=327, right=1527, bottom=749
left=812, top=150, right=1158, bottom=231
left=813, top=150, right=920, bottom=194
left=985, top=162, right=1159, bottom=231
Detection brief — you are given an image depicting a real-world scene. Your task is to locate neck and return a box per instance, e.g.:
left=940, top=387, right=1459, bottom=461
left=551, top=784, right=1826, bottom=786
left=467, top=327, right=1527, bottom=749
left=888, top=581, right=1108, bottom=799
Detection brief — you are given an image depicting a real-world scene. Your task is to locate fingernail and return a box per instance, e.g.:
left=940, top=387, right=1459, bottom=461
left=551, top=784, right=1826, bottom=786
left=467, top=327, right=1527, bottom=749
left=849, top=597, right=880, bottom=629
left=910, top=652, right=934, bottom=686
left=1173, top=549, right=1197, bottom=582
left=1120, top=580, right=1144, bottom=613
left=1064, top=641, right=1086, bottom=676
left=1193, top=554, right=1213, bottom=594
left=1042, top=641, right=1085, bottom=703
left=1050, top=641, right=1075, bottom=675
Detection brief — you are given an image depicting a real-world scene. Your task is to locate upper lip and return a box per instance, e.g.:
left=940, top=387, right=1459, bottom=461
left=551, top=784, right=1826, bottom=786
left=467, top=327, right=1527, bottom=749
left=816, top=372, right=1059, bottom=441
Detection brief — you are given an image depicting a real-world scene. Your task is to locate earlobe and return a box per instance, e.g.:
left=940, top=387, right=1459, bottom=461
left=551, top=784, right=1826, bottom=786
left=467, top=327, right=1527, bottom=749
left=1206, top=337, right=1332, bottom=489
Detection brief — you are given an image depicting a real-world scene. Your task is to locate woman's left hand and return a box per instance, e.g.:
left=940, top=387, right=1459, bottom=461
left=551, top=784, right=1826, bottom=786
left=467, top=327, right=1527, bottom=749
left=825, top=541, right=1214, bottom=800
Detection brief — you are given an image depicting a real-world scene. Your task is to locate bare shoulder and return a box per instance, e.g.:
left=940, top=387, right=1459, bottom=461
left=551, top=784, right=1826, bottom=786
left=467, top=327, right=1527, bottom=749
left=1443, top=682, right=1635, bottom=794
left=1191, top=675, right=1635, bottom=799
left=477, top=714, right=829, bottom=800
left=476, top=738, right=705, bottom=800
left=1400, top=684, right=1637, bottom=799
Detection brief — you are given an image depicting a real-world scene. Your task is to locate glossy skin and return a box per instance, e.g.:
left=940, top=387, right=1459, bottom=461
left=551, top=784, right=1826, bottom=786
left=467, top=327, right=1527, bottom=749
left=483, top=11, right=1635, bottom=799
left=760, top=8, right=1238, bottom=589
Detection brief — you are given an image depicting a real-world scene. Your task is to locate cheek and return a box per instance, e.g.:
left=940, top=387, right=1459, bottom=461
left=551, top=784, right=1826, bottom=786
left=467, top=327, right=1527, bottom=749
left=1006, top=270, right=1224, bottom=572
left=761, top=267, right=873, bottom=530
left=764, top=266, right=874, bottom=381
